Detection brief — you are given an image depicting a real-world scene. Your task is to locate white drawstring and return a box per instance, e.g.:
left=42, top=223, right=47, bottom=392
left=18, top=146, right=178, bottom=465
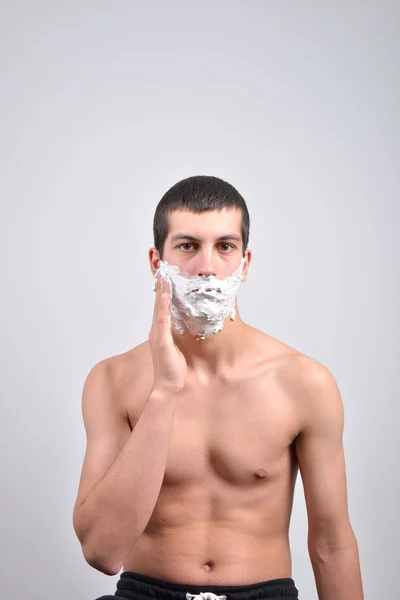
left=186, top=593, right=227, bottom=600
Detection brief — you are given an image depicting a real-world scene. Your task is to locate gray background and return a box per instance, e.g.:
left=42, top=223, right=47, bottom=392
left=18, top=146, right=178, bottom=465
left=1, top=1, right=398, bottom=599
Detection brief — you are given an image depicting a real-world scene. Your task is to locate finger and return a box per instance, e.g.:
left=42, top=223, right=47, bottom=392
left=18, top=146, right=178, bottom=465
left=151, top=275, right=162, bottom=330
left=157, top=277, right=172, bottom=336
left=160, top=276, right=170, bottom=298
left=158, top=277, right=170, bottom=321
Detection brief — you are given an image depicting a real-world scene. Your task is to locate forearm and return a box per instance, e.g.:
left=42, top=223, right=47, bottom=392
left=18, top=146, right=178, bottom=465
left=309, top=537, right=364, bottom=600
left=75, top=388, right=179, bottom=573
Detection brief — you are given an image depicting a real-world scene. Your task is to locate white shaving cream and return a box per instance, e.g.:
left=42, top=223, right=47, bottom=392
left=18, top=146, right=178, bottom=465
left=153, top=258, right=245, bottom=340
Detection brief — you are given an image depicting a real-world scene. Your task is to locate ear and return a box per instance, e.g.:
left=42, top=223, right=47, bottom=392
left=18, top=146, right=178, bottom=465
left=149, top=247, right=161, bottom=276
left=241, top=249, right=252, bottom=282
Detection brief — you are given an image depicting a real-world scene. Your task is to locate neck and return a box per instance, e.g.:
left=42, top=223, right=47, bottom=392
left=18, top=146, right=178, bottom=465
left=171, top=300, right=248, bottom=376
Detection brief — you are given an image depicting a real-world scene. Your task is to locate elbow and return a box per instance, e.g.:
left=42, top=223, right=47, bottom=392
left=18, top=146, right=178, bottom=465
left=73, top=512, right=123, bottom=576
left=308, top=524, right=357, bottom=563
left=85, top=554, right=122, bottom=576
left=82, top=541, right=122, bottom=576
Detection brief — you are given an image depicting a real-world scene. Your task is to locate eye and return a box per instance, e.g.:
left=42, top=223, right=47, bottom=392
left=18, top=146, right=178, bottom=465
left=219, top=243, right=234, bottom=252
left=177, top=243, right=196, bottom=251
left=176, top=242, right=235, bottom=252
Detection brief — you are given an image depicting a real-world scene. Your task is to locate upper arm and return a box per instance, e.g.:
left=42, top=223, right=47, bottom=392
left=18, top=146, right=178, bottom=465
left=73, top=359, right=131, bottom=534
left=294, top=359, right=354, bottom=551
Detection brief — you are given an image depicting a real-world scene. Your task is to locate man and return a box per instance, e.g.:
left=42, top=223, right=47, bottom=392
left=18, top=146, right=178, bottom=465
left=73, top=175, right=364, bottom=600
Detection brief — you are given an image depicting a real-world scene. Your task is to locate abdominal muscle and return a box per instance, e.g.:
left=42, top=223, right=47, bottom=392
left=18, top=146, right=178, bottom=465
left=122, top=479, right=295, bottom=586
left=124, top=526, right=292, bottom=586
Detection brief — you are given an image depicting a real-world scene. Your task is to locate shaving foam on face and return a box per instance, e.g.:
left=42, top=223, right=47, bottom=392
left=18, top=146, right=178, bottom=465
left=153, top=257, right=245, bottom=340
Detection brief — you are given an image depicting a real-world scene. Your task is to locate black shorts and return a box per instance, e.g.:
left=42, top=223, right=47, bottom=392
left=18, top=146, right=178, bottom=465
left=95, top=570, right=299, bottom=599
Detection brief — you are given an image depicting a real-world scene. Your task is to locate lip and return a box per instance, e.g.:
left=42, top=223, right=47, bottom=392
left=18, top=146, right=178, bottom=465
left=188, top=287, right=221, bottom=295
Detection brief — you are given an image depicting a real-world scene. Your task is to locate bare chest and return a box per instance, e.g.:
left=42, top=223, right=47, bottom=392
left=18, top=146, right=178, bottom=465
left=126, top=371, right=300, bottom=490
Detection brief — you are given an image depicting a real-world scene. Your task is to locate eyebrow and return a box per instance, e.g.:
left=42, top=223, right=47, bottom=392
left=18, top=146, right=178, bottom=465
left=171, top=233, right=242, bottom=243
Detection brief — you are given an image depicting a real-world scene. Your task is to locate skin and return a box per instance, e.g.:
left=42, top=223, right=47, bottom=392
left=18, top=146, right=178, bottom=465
left=74, top=208, right=364, bottom=595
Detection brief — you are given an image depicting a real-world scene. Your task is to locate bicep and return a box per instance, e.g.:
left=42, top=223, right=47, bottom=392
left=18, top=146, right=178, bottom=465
left=73, top=360, right=131, bottom=517
left=295, top=363, right=352, bottom=548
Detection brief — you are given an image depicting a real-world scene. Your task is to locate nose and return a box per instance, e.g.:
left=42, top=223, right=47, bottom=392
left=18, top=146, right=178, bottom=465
left=195, top=247, right=217, bottom=277
left=196, top=255, right=216, bottom=277
left=197, top=267, right=216, bottom=277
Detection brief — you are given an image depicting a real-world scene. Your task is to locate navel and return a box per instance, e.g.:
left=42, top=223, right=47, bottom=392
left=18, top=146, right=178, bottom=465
left=203, top=561, right=214, bottom=571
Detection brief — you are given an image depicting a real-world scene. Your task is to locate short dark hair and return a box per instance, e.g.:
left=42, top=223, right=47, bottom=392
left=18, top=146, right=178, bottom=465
left=153, top=175, right=250, bottom=259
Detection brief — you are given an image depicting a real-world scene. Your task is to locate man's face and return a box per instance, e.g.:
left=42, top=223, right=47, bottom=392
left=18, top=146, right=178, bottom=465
left=155, top=208, right=250, bottom=281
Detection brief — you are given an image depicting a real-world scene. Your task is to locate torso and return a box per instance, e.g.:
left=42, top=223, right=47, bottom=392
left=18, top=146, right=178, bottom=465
left=112, top=327, right=304, bottom=585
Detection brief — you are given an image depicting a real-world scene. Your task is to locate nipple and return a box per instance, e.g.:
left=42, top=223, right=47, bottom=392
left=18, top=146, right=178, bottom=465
left=254, top=468, right=268, bottom=479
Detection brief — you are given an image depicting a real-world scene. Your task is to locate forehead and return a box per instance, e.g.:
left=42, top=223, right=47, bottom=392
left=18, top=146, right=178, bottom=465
left=166, top=208, right=242, bottom=238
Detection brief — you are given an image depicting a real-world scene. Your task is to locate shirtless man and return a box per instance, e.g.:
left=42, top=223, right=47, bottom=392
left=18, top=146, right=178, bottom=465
left=73, top=176, right=364, bottom=600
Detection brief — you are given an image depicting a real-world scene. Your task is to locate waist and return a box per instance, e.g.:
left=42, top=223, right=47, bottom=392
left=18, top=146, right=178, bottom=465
left=124, top=528, right=292, bottom=586
left=113, top=570, right=299, bottom=599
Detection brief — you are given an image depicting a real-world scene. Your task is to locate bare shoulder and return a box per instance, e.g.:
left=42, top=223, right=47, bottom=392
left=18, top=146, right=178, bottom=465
left=244, top=325, right=303, bottom=368
left=246, top=326, right=343, bottom=427
left=85, top=341, right=153, bottom=409
left=282, top=351, right=341, bottom=400
left=246, top=325, right=336, bottom=382
left=103, top=341, right=153, bottom=386
left=278, top=349, right=344, bottom=434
